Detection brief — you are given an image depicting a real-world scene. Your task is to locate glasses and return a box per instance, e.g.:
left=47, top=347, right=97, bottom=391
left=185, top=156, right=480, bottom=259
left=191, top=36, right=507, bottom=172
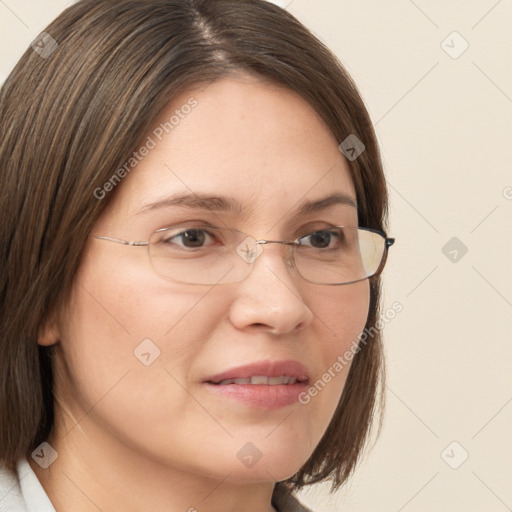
left=92, top=224, right=394, bottom=286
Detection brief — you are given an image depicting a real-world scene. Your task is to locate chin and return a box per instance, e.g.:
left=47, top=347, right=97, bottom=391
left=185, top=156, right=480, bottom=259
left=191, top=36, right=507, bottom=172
left=226, top=465, right=302, bottom=485
left=221, top=451, right=309, bottom=484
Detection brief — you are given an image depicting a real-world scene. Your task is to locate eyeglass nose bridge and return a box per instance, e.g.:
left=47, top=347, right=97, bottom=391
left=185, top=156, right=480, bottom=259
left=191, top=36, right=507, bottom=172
left=235, top=236, right=297, bottom=267
left=255, top=239, right=295, bottom=247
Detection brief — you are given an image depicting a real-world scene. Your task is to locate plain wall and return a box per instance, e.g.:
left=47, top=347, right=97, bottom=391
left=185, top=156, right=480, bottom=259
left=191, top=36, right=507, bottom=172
left=1, top=1, right=511, bottom=510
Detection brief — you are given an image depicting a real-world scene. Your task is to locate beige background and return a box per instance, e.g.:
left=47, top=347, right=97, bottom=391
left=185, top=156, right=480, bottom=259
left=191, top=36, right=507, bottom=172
left=1, top=1, right=511, bottom=510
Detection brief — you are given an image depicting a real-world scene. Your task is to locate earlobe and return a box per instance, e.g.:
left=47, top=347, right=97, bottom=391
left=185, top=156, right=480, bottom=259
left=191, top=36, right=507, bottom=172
left=38, top=317, right=61, bottom=346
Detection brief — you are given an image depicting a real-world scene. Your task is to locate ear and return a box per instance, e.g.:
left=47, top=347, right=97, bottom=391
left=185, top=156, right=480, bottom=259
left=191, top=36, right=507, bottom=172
left=37, top=314, right=61, bottom=346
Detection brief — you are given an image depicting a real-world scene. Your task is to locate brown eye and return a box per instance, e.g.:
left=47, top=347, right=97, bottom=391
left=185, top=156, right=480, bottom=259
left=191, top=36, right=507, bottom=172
left=298, top=228, right=343, bottom=249
left=179, top=229, right=206, bottom=247
left=163, top=229, right=212, bottom=248
left=308, top=230, right=332, bottom=248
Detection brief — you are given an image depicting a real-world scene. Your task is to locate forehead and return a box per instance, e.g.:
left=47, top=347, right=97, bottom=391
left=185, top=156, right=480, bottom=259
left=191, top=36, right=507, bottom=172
left=108, top=76, right=356, bottom=224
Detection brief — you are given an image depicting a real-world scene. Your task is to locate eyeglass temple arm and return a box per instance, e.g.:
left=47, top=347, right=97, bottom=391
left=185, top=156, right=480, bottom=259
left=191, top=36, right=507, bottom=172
left=385, top=238, right=395, bottom=248
left=258, top=236, right=396, bottom=249
left=93, top=236, right=149, bottom=247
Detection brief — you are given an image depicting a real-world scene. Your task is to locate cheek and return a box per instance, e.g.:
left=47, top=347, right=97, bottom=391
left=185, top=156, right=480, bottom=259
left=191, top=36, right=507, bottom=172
left=313, top=279, right=370, bottom=359
left=55, top=246, right=226, bottom=425
left=67, top=240, right=225, bottom=344
left=298, top=280, right=370, bottom=422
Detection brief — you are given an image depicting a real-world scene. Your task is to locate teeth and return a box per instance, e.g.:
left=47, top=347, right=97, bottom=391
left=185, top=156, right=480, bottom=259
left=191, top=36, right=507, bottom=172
left=217, top=376, right=300, bottom=386
left=233, top=378, right=251, bottom=384
left=251, top=376, right=268, bottom=385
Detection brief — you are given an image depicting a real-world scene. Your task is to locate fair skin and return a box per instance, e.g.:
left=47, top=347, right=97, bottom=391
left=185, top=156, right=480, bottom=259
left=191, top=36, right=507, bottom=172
left=31, top=75, right=370, bottom=512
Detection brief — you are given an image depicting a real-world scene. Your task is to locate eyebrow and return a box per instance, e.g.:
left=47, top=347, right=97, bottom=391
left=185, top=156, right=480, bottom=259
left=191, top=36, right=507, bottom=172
left=137, top=192, right=357, bottom=216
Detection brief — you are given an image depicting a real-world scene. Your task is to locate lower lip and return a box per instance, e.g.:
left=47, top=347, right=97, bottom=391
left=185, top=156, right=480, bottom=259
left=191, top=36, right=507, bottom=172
left=204, top=382, right=308, bottom=409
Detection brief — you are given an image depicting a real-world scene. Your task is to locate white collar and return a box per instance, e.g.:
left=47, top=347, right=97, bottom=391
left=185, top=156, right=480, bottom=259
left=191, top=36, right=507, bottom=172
left=17, top=458, right=56, bottom=512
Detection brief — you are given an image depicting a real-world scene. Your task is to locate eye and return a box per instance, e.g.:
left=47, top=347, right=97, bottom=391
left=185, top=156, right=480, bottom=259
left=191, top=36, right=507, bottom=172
left=297, top=228, right=344, bottom=250
left=163, top=228, right=217, bottom=249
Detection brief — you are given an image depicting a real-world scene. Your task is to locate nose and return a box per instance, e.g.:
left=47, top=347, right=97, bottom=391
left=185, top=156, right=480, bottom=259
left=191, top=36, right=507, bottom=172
left=228, top=244, right=314, bottom=336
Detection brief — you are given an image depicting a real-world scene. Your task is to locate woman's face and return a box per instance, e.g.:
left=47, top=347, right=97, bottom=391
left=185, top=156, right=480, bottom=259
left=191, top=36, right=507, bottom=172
left=47, top=75, right=370, bottom=483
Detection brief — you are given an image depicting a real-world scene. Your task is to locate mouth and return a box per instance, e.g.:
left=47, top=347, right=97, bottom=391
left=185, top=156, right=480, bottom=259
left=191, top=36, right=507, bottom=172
left=203, top=360, right=310, bottom=409
left=213, top=375, right=307, bottom=386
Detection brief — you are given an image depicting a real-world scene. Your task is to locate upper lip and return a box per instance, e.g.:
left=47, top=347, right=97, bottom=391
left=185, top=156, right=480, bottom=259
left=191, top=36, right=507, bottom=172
left=205, top=359, right=309, bottom=384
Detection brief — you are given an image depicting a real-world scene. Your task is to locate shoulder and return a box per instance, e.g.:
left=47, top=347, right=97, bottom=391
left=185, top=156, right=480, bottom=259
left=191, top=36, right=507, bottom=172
left=272, top=482, right=314, bottom=512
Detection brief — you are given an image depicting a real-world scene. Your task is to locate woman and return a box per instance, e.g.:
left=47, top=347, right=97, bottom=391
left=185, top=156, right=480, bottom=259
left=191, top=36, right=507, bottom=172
left=0, top=1, right=394, bottom=510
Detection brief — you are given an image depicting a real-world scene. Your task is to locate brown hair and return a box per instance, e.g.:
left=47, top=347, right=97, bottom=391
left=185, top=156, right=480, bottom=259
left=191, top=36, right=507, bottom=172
left=0, top=0, right=388, bottom=493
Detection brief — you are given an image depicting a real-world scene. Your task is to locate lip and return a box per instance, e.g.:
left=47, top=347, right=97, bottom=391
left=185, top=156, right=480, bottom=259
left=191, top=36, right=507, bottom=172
left=203, top=359, right=310, bottom=410
left=205, top=359, right=309, bottom=384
